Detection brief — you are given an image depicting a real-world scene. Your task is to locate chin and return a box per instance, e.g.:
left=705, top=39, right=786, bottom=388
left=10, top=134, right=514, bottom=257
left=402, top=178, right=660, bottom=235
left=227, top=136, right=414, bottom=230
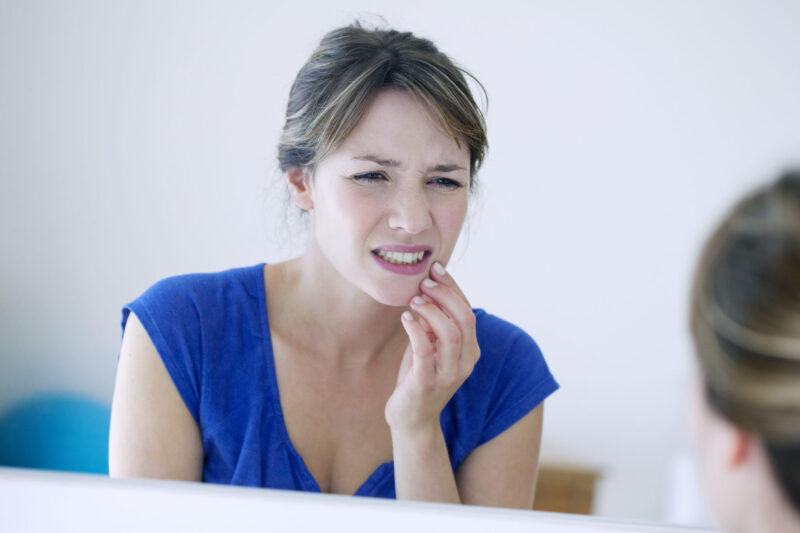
left=366, top=283, right=419, bottom=307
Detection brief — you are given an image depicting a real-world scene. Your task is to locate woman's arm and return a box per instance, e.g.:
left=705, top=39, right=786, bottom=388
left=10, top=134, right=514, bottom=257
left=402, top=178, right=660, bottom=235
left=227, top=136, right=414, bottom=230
left=387, top=262, right=545, bottom=507
left=391, top=404, right=543, bottom=507
left=456, top=404, right=543, bottom=508
left=391, top=423, right=461, bottom=504
left=108, top=312, right=203, bottom=480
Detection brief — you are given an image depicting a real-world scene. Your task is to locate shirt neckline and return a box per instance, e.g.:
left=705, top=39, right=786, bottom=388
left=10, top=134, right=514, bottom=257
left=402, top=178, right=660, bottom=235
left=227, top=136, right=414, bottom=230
left=253, top=263, right=394, bottom=496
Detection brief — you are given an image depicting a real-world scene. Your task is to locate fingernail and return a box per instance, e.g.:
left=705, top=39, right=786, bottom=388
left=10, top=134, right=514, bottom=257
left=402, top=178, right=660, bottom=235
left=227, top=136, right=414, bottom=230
left=402, top=311, right=413, bottom=321
left=422, top=278, right=437, bottom=289
left=432, top=262, right=446, bottom=276
left=412, top=296, right=426, bottom=305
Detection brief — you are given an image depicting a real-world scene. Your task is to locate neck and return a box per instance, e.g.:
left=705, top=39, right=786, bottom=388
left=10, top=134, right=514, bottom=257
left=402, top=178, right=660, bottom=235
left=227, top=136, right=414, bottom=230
left=745, top=485, right=800, bottom=533
left=266, top=252, right=409, bottom=368
left=734, top=443, right=800, bottom=533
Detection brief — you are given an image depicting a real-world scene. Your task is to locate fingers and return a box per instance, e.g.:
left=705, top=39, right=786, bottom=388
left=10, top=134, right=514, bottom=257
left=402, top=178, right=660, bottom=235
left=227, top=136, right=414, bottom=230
left=401, top=311, right=436, bottom=385
left=409, top=296, right=461, bottom=380
left=419, top=273, right=476, bottom=339
left=418, top=262, right=480, bottom=374
left=430, top=261, right=470, bottom=307
left=403, top=262, right=478, bottom=385
left=395, top=343, right=414, bottom=386
left=414, top=308, right=437, bottom=344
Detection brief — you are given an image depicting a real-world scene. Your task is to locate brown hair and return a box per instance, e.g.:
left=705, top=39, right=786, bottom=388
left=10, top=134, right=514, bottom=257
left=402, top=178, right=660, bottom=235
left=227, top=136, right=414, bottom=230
left=690, top=170, right=800, bottom=510
left=277, top=23, right=488, bottom=190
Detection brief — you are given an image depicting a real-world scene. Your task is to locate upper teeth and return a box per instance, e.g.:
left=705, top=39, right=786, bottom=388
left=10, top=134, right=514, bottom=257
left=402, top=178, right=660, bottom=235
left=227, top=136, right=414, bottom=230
left=377, top=250, right=426, bottom=265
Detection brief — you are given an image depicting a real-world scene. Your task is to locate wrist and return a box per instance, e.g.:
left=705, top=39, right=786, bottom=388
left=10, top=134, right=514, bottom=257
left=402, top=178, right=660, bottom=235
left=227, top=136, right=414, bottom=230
left=390, top=420, right=443, bottom=448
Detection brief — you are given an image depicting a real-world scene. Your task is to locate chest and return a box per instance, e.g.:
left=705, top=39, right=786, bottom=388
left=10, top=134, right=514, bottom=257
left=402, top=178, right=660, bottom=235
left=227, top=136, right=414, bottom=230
left=270, top=336, right=398, bottom=495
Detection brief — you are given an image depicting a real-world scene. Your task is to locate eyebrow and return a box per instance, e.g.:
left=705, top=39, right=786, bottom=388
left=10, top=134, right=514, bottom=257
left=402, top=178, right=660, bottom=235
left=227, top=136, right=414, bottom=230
left=353, top=155, right=401, bottom=167
left=352, top=155, right=466, bottom=173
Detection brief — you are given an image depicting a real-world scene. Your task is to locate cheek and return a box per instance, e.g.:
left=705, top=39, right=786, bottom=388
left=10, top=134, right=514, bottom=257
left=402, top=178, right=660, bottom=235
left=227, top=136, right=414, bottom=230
left=337, top=185, right=373, bottom=213
left=316, top=186, right=377, bottom=234
left=436, top=197, right=468, bottom=241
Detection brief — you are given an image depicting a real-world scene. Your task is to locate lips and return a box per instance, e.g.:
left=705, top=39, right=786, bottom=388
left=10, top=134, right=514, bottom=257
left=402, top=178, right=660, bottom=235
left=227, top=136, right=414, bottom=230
left=371, top=245, right=432, bottom=275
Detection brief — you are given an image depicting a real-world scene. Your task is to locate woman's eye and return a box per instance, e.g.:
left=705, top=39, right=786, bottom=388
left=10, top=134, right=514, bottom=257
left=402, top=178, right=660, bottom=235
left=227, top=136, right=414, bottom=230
left=353, top=172, right=386, bottom=182
left=429, top=177, right=462, bottom=189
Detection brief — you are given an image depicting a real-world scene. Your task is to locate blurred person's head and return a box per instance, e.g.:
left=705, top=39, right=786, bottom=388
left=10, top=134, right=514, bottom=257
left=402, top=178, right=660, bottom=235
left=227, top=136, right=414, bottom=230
left=690, top=171, right=800, bottom=532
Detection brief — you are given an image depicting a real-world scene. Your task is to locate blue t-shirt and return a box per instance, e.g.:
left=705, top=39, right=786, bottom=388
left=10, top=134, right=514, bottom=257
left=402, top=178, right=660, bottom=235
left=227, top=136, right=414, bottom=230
left=121, top=264, right=558, bottom=497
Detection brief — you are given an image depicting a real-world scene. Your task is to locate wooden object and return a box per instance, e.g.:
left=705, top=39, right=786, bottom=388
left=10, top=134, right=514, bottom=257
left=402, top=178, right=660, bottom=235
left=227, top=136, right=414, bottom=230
left=533, top=465, right=600, bottom=515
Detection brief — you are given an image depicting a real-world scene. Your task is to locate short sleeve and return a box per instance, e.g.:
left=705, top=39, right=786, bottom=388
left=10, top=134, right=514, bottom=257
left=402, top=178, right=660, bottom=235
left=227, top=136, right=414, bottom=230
left=443, top=309, right=558, bottom=466
left=120, top=275, right=204, bottom=424
left=477, top=329, right=558, bottom=446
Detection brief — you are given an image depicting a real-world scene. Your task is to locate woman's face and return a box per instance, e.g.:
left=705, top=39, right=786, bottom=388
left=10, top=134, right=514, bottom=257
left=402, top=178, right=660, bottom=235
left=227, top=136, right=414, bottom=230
left=303, top=89, right=470, bottom=306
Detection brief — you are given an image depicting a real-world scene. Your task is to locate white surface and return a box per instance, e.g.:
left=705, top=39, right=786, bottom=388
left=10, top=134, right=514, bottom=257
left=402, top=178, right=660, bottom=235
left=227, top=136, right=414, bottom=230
left=1, top=0, right=799, bottom=524
left=0, top=468, right=715, bottom=533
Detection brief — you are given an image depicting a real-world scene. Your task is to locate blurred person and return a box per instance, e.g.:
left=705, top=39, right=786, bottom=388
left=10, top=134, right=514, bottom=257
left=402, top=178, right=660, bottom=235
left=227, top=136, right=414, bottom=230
left=690, top=171, right=800, bottom=532
left=108, top=23, right=558, bottom=508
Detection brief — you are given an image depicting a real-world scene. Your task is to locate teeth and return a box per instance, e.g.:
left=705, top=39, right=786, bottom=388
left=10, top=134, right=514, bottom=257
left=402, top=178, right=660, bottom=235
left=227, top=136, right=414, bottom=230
left=377, top=250, right=426, bottom=265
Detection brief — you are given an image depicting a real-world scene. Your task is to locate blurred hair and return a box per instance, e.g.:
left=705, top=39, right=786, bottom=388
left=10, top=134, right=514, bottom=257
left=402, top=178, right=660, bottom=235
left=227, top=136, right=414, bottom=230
left=690, top=170, right=800, bottom=511
left=277, top=22, right=488, bottom=190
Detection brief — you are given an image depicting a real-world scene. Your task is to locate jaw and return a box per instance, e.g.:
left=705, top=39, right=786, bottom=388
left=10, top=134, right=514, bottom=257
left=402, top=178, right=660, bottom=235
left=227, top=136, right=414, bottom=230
left=374, top=288, right=426, bottom=308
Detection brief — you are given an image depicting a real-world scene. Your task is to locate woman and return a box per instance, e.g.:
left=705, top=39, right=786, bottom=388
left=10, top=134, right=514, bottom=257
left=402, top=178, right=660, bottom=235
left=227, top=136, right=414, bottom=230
left=109, top=23, right=558, bottom=508
left=690, top=171, right=800, bottom=531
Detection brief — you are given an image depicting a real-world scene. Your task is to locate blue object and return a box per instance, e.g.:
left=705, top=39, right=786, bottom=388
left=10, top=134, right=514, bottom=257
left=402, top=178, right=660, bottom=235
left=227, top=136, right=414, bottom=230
left=123, top=263, right=559, bottom=495
left=0, top=393, right=110, bottom=474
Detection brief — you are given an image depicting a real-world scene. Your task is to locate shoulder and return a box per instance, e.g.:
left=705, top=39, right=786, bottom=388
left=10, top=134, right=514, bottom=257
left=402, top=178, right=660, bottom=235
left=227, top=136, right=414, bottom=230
left=471, top=309, right=556, bottom=409
left=118, top=264, right=267, bottom=423
left=137, top=264, right=264, bottom=308
left=121, top=263, right=266, bottom=363
left=125, top=264, right=264, bottom=325
left=444, top=309, right=557, bottom=464
left=473, top=308, right=544, bottom=363
left=469, top=309, right=551, bottom=390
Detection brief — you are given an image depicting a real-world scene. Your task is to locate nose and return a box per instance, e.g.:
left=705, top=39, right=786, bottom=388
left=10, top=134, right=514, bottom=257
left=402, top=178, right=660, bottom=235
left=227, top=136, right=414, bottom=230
left=387, top=187, right=432, bottom=235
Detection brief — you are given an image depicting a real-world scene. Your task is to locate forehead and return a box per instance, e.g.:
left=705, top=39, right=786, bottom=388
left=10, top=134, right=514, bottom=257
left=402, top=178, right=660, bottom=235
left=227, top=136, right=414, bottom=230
left=333, top=90, right=469, bottom=166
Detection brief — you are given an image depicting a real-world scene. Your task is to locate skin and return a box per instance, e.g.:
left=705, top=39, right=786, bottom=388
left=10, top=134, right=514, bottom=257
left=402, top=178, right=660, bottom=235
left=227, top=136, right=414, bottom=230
left=691, top=380, right=800, bottom=532
left=109, top=89, right=544, bottom=508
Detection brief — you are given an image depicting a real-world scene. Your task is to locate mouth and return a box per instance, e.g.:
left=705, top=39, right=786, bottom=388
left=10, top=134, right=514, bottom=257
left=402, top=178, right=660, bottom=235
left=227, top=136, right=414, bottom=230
left=371, top=246, right=433, bottom=275
left=372, top=249, right=430, bottom=265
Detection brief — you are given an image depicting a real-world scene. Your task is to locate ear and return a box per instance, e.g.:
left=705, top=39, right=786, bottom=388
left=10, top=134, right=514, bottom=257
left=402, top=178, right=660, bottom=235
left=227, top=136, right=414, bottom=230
left=286, top=167, right=314, bottom=211
left=724, top=422, right=752, bottom=468
left=697, top=390, right=752, bottom=470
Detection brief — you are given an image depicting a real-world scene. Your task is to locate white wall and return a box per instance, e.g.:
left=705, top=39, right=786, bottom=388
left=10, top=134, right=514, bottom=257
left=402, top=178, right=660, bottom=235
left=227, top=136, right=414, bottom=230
left=1, top=0, right=799, bottom=524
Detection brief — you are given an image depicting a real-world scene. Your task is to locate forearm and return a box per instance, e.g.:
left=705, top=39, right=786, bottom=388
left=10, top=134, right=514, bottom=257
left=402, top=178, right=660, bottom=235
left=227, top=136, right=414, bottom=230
left=391, top=424, right=461, bottom=504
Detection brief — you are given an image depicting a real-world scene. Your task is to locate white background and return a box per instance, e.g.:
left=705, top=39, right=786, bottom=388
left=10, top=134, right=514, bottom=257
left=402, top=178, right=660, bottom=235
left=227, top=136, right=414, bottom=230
left=1, top=0, right=799, bottom=525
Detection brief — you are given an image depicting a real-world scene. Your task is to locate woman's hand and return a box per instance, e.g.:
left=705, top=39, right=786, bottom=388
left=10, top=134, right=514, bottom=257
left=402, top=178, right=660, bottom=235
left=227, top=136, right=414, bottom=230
left=385, top=261, right=542, bottom=508
left=384, top=261, right=481, bottom=436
